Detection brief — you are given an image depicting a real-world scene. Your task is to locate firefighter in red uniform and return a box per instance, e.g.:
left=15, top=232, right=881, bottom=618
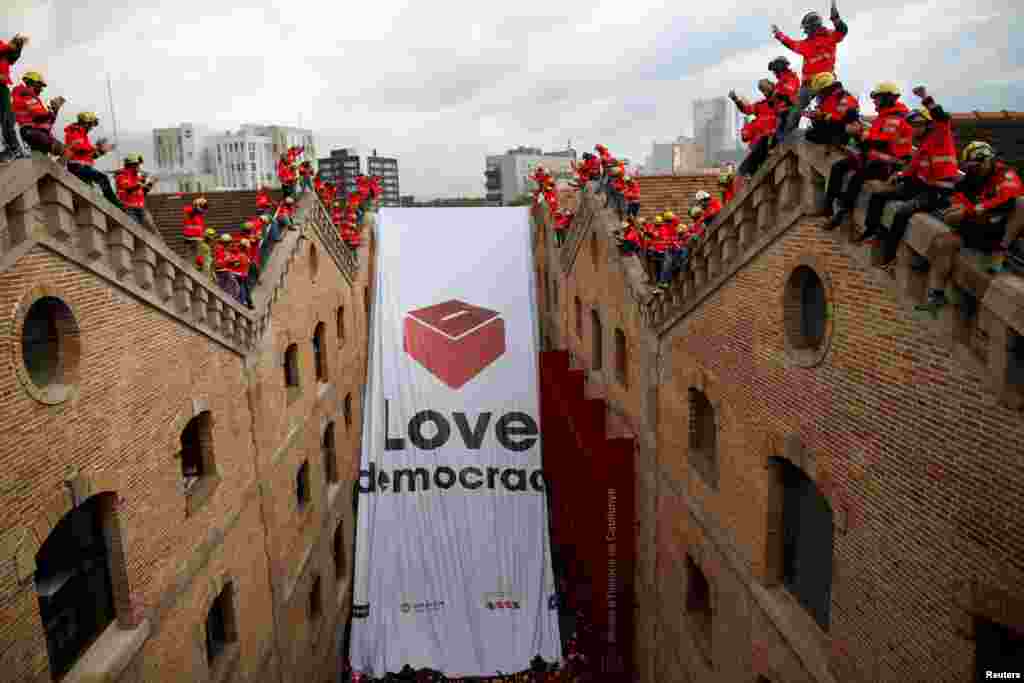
left=859, top=86, right=961, bottom=263
left=115, top=154, right=157, bottom=229
left=804, top=72, right=860, bottom=148
left=183, top=197, right=209, bottom=263
left=913, top=142, right=1024, bottom=317
left=0, top=33, right=29, bottom=162
left=695, top=190, right=722, bottom=228
left=256, top=186, right=272, bottom=214
left=623, top=175, right=641, bottom=219
left=655, top=211, right=687, bottom=291
left=313, top=173, right=324, bottom=197
left=11, top=70, right=65, bottom=158
left=772, top=2, right=848, bottom=138
left=278, top=196, right=297, bottom=230
left=719, top=164, right=738, bottom=204
left=825, top=81, right=913, bottom=229
left=64, top=112, right=124, bottom=210
left=298, top=160, right=314, bottom=194
left=214, top=234, right=239, bottom=299
left=277, top=154, right=297, bottom=198
left=243, top=218, right=262, bottom=284
left=769, top=57, right=801, bottom=147
left=730, top=81, right=778, bottom=178
left=232, top=239, right=253, bottom=308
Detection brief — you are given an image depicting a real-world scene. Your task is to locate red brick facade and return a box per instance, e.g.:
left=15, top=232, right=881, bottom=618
left=536, top=157, right=1024, bottom=682
left=0, top=159, right=370, bottom=683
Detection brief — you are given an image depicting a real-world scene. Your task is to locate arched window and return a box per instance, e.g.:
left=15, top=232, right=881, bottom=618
left=309, top=243, right=319, bottom=280
left=575, top=297, right=582, bottom=338
left=19, top=295, right=81, bottom=404
left=769, top=456, right=834, bottom=630
left=686, top=554, right=713, bottom=663
left=333, top=522, right=345, bottom=581
left=206, top=582, right=238, bottom=666
left=337, top=306, right=346, bottom=346
left=590, top=234, right=599, bottom=270
left=296, top=460, right=310, bottom=509
left=323, top=422, right=338, bottom=485
left=313, top=322, right=327, bottom=383
left=590, top=309, right=603, bottom=371
left=35, top=494, right=122, bottom=680
left=284, top=343, right=300, bottom=388
left=344, top=393, right=353, bottom=429
left=614, top=328, right=627, bottom=386
left=785, top=266, right=827, bottom=350
left=309, top=575, right=322, bottom=620
left=181, top=410, right=215, bottom=492
left=688, top=389, right=718, bottom=489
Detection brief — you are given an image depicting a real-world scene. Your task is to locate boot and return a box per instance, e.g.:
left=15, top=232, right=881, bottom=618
left=824, top=208, right=847, bottom=230
left=913, top=288, right=947, bottom=319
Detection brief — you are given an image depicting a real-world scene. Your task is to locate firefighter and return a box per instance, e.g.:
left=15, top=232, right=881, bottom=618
left=914, top=142, right=1024, bottom=317
left=803, top=72, right=860, bottom=148
left=825, top=81, right=913, bottom=229
left=183, top=197, right=209, bottom=264
left=772, top=2, right=848, bottom=138
left=298, top=160, right=314, bottom=194
left=115, top=154, right=157, bottom=229
left=695, top=190, right=722, bottom=227
left=256, top=186, right=273, bottom=215
left=655, top=211, right=687, bottom=291
left=11, top=70, right=65, bottom=158
left=730, top=81, right=778, bottom=178
left=195, top=228, right=216, bottom=282
left=64, top=112, right=124, bottom=210
left=719, top=164, right=738, bottom=204
left=277, top=154, right=297, bottom=198
left=214, top=233, right=239, bottom=300
left=769, top=57, right=801, bottom=147
left=0, top=33, right=30, bottom=162
left=859, top=86, right=961, bottom=264
left=623, top=175, right=641, bottom=218
left=233, top=239, right=253, bottom=309
left=278, top=196, right=296, bottom=231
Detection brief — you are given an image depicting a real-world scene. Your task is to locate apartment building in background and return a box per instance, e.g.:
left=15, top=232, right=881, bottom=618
left=318, top=149, right=362, bottom=196
left=484, top=146, right=578, bottom=205
left=367, top=151, right=400, bottom=207
left=151, top=123, right=217, bottom=193
left=693, top=97, right=745, bottom=167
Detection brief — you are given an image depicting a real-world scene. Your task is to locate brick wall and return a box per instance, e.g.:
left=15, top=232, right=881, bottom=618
left=537, top=159, right=1024, bottom=682
left=0, top=185, right=370, bottom=683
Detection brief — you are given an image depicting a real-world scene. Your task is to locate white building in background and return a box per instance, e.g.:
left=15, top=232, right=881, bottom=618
left=151, top=123, right=217, bottom=193
left=693, top=97, right=745, bottom=167
left=209, top=125, right=316, bottom=191
left=238, top=124, right=316, bottom=165
left=484, top=146, right=578, bottom=205
left=643, top=137, right=706, bottom=175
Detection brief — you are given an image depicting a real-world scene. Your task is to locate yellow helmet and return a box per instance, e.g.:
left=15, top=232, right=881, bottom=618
left=124, top=153, right=143, bottom=165
left=240, top=239, right=251, bottom=247
left=654, top=214, right=664, bottom=223
left=871, top=82, right=901, bottom=97
left=664, top=211, right=676, bottom=220
left=689, top=206, right=703, bottom=218
left=220, top=233, right=232, bottom=242
left=962, top=141, right=995, bottom=163
left=76, top=111, right=99, bottom=125
left=205, top=228, right=217, bottom=238
left=905, top=107, right=932, bottom=126
left=810, top=72, right=836, bottom=92
left=22, top=70, right=46, bottom=86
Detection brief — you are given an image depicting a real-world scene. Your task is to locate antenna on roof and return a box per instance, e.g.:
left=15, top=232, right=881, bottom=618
left=106, top=74, right=122, bottom=167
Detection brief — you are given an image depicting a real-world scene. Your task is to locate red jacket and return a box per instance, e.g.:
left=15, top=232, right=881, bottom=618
left=774, top=70, right=801, bottom=109
left=722, top=181, right=736, bottom=204
left=11, top=85, right=55, bottom=130
left=64, top=124, right=98, bottom=165
left=277, top=159, right=296, bottom=184
left=314, top=176, right=323, bottom=194
left=0, top=40, right=24, bottom=86
left=739, top=99, right=778, bottom=145
left=183, top=206, right=206, bottom=239
left=228, top=248, right=249, bottom=277
left=116, top=167, right=149, bottom=209
left=952, top=162, right=1023, bottom=220
left=865, top=102, right=913, bottom=163
left=817, top=88, right=859, bottom=124
left=248, top=240, right=260, bottom=268
left=256, top=190, right=272, bottom=211
left=299, top=164, right=313, bottom=178
left=702, top=197, right=723, bottom=224
left=278, top=203, right=294, bottom=220
left=774, top=23, right=848, bottom=83
left=899, top=101, right=958, bottom=185
left=214, top=244, right=230, bottom=271
left=623, top=180, right=641, bottom=202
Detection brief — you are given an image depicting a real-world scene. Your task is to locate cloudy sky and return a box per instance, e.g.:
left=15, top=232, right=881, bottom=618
left=4, top=0, right=1021, bottom=198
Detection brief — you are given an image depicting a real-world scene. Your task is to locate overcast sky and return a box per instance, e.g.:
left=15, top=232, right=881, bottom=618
left=4, top=0, right=1021, bottom=198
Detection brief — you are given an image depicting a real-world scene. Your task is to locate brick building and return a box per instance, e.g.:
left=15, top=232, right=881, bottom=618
left=0, top=157, right=371, bottom=683
left=534, top=141, right=1024, bottom=681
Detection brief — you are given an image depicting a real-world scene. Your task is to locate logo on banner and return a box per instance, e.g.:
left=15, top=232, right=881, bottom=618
left=484, top=592, right=521, bottom=611
left=400, top=600, right=446, bottom=615
left=403, top=299, right=507, bottom=389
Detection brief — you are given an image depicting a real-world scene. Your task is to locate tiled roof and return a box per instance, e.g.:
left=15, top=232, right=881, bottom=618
left=636, top=174, right=724, bottom=221
left=148, top=189, right=283, bottom=260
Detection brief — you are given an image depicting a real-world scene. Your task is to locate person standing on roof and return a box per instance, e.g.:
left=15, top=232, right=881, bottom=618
left=772, top=2, right=848, bottom=139
left=298, top=160, right=314, bottom=194
left=183, top=197, right=209, bottom=264
left=195, top=228, right=216, bottom=282
left=64, top=112, right=125, bottom=211
left=214, top=234, right=239, bottom=300
left=116, top=154, right=157, bottom=229
left=12, top=70, right=65, bottom=159
left=719, top=164, right=738, bottom=204
left=0, top=33, right=30, bottom=162
left=768, top=57, right=801, bottom=147
left=914, top=141, right=1023, bottom=317
left=232, top=239, right=253, bottom=309
left=825, top=81, right=913, bottom=229
left=730, top=81, right=778, bottom=179
left=858, top=86, right=961, bottom=264
left=803, top=72, right=860, bottom=148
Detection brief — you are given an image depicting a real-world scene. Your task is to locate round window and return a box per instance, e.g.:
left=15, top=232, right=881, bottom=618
left=18, top=296, right=81, bottom=404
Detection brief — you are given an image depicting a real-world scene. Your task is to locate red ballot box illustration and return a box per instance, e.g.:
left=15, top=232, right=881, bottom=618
left=404, top=300, right=506, bottom=389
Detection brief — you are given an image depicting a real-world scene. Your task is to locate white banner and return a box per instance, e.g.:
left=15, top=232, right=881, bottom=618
left=351, top=208, right=561, bottom=678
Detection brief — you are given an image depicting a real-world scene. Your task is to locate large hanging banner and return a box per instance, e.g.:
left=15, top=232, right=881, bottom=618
left=351, top=208, right=561, bottom=678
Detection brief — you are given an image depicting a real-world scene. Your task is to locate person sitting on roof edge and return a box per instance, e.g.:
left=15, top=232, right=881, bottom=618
left=694, top=190, right=722, bottom=228
left=772, top=1, right=848, bottom=140
left=64, top=111, right=125, bottom=211
left=803, top=72, right=860, bottom=149
left=914, top=141, right=1024, bottom=318
left=655, top=211, right=686, bottom=293
left=731, top=81, right=778, bottom=179
left=858, top=86, right=961, bottom=266
left=11, top=70, right=65, bottom=159
left=0, top=32, right=30, bottom=162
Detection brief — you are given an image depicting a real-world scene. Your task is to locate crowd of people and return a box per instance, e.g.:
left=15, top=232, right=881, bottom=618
left=530, top=0, right=1023, bottom=316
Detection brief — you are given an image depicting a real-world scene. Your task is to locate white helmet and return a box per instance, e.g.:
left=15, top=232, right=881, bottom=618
left=695, top=190, right=711, bottom=201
